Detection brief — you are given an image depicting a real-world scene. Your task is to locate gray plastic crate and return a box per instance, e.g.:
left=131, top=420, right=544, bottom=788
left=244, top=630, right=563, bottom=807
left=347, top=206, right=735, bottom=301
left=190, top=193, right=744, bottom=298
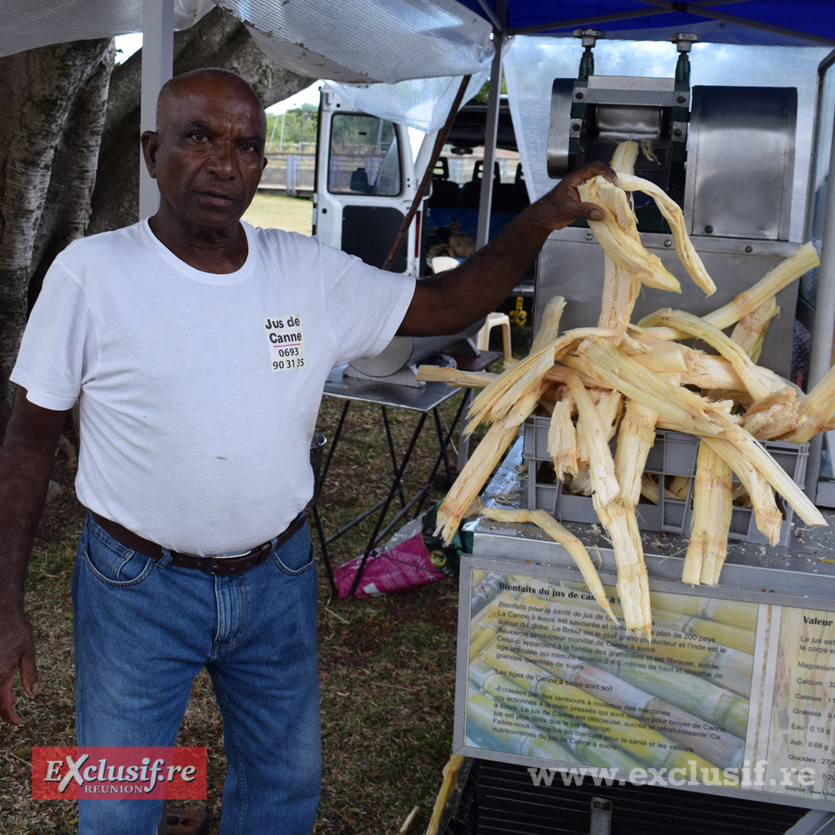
left=726, top=439, right=809, bottom=548
left=523, top=416, right=699, bottom=534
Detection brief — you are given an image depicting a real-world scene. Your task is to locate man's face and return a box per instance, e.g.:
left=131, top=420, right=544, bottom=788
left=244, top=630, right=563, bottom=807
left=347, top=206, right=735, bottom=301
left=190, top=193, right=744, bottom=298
left=143, top=75, right=267, bottom=234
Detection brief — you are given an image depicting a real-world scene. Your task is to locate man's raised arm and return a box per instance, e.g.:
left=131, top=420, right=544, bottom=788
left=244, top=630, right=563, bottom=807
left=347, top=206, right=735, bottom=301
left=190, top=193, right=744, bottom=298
left=0, top=388, right=70, bottom=724
left=397, top=162, right=615, bottom=337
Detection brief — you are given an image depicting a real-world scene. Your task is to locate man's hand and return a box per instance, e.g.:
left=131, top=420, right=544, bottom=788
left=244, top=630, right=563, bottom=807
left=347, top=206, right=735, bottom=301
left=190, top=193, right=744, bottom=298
left=0, top=608, right=38, bottom=725
left=0, top=388, right=69, bottom=725
left=398, top=161, right=618, bottom=338
left=525, top=161, right=618, bottom=232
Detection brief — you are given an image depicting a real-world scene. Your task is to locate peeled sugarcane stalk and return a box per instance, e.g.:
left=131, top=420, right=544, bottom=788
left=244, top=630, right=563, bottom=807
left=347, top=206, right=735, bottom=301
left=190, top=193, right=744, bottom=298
left=611, top=137, right=639, bottom=173
left=667, top=476, right=691, bottom=500
left=577, top=338, right=727, bottom=437
left=629, top=331, right=745, bottom=391
left=702, top=437, right=783, bottom=545
left=466, top=327, right=627, bottom=434
left=615, top=399, right=659, bottom=506
left=598, top=141, right=642, bottom=329
left=546, top=365, right=651, bottom=636
left=639, top=240, right=819, bottom=340
left=641, top=308, right=781, bottom=401
left=424, top=754, right=467, bottom=835
left=706, top=241, right=819, bottom=329
left=575, top=387, right=623, bottom=472
left=565, top=371, right=621, bottom=506
left=679, top=352, right=745, bottom=392
left=547, top=386, right=579, bottom=479
left=741, top=387, right=800, bottom=440
left=416, top=366, right=497, bottom=388
left=784, top=361, right=835, bottom=443
left=465, top=343, right=553, bottom=433
left=630, top=347, right=687, bottom=378
left=579, top=176, right=682, bottom=295
left=686, top=295, right=792, bottom=582
left=501, top=377, right=550, bottom=430
left=579, top=336, right=826, bottom=529
left=617, top=172, right=715, bottom=295
left=640, top=474, right=662, bottom=505
left=593, top=497, right=652, bottom=640
left=530, top=295, right=567, bottom=353
left=684, top=442, right=734, bottom=585
left=729, top=295, right=779, bottom=365
left=435, top=421, right=521, bottom=544
left=545, top=360, right=611, bottom=390
left=465, top=341, right=555, bottom=433
left=478, top=504, right=616, bottom=622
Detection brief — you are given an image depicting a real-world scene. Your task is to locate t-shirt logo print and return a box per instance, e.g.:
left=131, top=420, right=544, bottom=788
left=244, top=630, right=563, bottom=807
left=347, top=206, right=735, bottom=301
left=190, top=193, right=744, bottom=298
left=264, top=315, right=305, bottom=371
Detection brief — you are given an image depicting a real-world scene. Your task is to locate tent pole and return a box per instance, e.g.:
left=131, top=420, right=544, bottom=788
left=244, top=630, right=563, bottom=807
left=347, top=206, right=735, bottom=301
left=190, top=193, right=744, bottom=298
left=804, top=87, right=835, bottom=500
left=139, top=0, right=174, bottom=220
left=380, top=74, right=471, bottom=272
left=475, top=23, right=506, bottom=252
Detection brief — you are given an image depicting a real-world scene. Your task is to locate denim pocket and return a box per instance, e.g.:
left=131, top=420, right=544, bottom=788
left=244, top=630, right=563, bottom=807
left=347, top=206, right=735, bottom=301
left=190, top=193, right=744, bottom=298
left=83, top=522, right=156, bottom=587
left=271, top=526, right=315, bottom=576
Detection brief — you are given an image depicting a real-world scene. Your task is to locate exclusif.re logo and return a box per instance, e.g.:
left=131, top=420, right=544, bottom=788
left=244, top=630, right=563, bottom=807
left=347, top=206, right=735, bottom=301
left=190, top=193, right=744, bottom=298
left=31, top=747, right=206, bottom=799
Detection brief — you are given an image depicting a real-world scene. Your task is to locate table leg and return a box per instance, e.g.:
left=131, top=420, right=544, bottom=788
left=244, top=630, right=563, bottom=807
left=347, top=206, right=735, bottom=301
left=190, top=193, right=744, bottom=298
left=346, top=411, right=429, bottom=598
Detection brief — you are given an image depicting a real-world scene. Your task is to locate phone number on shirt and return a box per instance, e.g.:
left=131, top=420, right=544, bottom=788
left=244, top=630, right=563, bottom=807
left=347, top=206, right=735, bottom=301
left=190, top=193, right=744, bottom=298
left=273, top=356, right=305, bottom=370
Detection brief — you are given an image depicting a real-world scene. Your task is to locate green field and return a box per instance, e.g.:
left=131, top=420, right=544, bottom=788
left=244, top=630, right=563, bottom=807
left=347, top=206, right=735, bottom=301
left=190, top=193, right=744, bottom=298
left=243, top=191, right=314, bottom=235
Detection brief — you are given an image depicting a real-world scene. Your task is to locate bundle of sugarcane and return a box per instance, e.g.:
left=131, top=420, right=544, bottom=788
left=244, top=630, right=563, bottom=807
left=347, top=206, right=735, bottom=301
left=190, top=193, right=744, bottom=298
left=418, top=140, right=831, bottom=639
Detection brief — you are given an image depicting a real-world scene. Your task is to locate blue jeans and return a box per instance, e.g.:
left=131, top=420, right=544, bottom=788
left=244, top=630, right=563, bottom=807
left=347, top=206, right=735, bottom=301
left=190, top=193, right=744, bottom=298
left=72, top=512, right=321, bottom=834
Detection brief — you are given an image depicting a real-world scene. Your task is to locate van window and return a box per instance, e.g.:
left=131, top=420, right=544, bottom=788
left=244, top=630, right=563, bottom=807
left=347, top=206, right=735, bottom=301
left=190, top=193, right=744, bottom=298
left=328, top=114, right=401, bottom=196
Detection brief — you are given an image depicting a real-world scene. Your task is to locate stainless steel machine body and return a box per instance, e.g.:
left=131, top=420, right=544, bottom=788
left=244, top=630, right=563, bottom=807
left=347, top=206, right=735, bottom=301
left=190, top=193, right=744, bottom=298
left=537, top=59, right=801, bottom=378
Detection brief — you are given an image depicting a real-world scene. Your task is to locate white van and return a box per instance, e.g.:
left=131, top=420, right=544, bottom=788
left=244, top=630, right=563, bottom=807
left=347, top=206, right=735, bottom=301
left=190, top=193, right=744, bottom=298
left=313, top=85, right=528, bottom=283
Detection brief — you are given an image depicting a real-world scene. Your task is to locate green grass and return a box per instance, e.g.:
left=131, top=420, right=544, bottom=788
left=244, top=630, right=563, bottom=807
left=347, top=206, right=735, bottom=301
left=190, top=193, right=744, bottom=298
left=243, top=191, right=314, bottom=235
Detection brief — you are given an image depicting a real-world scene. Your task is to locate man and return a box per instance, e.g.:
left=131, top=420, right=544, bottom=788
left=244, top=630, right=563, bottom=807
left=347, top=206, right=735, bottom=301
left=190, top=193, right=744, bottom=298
left=0, top=68, right=612, bottom=833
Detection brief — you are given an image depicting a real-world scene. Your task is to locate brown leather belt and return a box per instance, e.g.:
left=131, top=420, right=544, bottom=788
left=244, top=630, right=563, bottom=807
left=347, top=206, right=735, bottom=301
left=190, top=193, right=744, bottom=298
left=90, top=511, right=307, bottom=577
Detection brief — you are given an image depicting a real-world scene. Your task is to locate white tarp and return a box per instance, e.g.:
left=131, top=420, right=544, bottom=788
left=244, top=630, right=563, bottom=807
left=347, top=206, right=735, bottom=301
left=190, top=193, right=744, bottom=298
left=239, top=0, right=493, bottom=84
left=0, top=0, right=214, bottom=55
left=326, top=74, right=489, bottom=134
left=0, top=0, right=494, bottom=84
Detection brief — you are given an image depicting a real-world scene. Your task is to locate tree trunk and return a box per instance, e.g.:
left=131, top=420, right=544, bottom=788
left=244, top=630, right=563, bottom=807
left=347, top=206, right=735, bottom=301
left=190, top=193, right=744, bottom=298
left=0, top=9, right=314, bottom=437
left=0, top=39, right=114, bottom=437
left=90, top=7, right=315, bottom=234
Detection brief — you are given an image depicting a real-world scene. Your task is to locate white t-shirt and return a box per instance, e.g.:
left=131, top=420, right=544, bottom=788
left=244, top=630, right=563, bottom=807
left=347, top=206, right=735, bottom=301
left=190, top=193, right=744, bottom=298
left=12, top=220, right=415, bottom=554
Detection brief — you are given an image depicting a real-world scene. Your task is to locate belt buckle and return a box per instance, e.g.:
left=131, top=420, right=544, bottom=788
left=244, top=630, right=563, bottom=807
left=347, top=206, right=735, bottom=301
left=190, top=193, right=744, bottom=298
left=204, top=548, right=253, bottom=575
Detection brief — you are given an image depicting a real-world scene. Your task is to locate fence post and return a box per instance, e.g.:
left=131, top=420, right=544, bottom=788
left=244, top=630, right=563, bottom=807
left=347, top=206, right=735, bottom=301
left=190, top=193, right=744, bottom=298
left=286, top=153, right=298, bottom=197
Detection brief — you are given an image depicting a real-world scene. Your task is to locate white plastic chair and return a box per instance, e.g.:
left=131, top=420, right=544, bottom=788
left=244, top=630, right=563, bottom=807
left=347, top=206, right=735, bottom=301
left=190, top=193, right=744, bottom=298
left=476, top=311, right=512, bottom=363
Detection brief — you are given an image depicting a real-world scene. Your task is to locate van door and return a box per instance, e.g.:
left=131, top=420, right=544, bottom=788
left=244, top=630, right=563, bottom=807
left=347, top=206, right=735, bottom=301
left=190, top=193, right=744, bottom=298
left=314, top=85, right=422, bottom=276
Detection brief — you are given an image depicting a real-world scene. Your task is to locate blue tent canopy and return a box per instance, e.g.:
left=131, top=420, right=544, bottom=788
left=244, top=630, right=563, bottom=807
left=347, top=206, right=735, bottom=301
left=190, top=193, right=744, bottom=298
left=456, top=0, right=835, bottom=46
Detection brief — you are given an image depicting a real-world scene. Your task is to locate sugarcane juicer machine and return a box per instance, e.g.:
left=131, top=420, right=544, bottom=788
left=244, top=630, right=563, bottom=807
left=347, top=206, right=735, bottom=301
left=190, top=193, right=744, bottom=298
left=444, top=34, right=835, bottom=833
left=536, top=30, right=800, bottom=378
